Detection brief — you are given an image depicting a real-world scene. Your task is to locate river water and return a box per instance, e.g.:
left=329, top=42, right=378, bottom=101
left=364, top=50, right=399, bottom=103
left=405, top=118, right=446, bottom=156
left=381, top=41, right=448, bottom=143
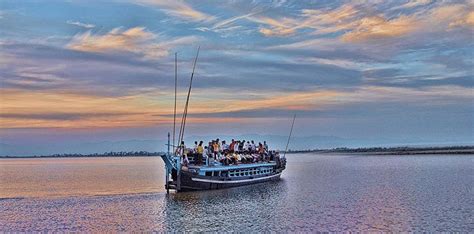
left=0, top=154, right=472, bottom=232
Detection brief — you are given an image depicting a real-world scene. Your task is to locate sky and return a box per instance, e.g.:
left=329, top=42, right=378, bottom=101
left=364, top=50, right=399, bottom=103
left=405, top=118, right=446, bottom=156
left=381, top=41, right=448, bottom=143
left=0, top=0, right=473, bottom=154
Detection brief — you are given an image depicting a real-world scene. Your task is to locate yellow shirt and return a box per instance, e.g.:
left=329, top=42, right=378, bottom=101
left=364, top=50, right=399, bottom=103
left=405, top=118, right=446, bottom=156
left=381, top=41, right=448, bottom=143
left=197, top=145, right=204, bottom=154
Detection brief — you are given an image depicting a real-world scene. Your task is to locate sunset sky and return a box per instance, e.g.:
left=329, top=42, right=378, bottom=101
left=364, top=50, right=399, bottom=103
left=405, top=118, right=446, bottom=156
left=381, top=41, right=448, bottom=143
left=1, top=0, right=473, bottom=154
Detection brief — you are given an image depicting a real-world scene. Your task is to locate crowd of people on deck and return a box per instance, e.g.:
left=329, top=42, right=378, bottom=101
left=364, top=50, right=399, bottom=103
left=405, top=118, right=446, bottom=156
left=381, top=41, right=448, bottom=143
left=175, top=139, right=276, bottom=166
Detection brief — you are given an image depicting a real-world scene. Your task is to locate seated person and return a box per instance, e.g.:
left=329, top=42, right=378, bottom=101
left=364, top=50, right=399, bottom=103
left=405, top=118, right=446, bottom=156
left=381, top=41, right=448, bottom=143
left=232, top=153, right=240, bottom=165
left=219, top=152, right=231, bottom=165
left=251, top=153, right=259, bottom=163
left=242, top=154, right=253, bottom=163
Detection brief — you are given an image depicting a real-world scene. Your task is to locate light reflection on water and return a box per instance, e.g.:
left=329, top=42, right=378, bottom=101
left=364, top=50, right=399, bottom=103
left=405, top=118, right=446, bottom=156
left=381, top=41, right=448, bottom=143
left=0, top=154, right=473, bottom=232
left=0, top=157, right=165, bottom=198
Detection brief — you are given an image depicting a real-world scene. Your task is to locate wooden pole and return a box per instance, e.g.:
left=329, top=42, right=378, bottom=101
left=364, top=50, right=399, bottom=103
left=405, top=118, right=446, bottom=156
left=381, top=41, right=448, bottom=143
left=283, top=114, right=296, bottom=158
left=166, top=132, right=170, bottom=193
left=178, top=46, right=200, bottom=145
left=173, top=52, right=177, bottom=155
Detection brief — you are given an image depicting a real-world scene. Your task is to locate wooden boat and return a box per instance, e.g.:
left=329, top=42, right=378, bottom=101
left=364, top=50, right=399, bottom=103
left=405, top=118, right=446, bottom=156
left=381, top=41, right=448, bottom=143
left=160, top=151, right=287, bottom=192
left=159, top=48, right=292, bottom=192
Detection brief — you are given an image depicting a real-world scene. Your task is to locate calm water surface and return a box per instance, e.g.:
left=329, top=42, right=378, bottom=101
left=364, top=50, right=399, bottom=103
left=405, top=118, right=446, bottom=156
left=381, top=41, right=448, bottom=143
left=0, top=154, right=473, bottom=232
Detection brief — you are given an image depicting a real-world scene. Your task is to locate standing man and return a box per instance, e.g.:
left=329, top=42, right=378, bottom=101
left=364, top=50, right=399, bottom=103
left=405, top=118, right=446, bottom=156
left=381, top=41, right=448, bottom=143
left=221, top=140, right=229, bottom=154
left=196, top=141, right=204, bottom=165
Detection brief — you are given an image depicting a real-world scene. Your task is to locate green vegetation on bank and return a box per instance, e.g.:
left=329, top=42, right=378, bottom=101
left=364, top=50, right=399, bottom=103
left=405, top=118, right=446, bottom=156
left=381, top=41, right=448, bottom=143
left=0, top=151, right=161, bottom=158
left=288, top=146, right=474, bottom=155
left=0, top=146, right=473, bottom=158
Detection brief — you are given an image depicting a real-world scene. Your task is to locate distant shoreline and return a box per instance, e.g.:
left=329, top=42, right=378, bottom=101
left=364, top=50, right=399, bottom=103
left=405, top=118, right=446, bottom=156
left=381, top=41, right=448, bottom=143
left=1, top=146, right=473, bottom=158
left=289, top=146, right=474, bottom=155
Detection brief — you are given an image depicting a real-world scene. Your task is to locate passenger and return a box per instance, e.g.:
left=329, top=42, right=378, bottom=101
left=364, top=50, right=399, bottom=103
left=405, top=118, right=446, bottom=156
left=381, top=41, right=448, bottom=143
left=178, top=141, right=189, bottom=166
left=176, top=141, right=185, bottom=156
left=258, top=142, right=264, bottom=154
left=241, top=150, right=251, bottom=163
left=251, top=140, right=256, bottom=153
left=221, top=140, right=229, bottom=154
left=258, top=142, right=265, bottom=161
left=190, top=141, right=198, bottom=163
left=264, top=141, right=269, bottom=153
left=212, top=140, right=219, bottom=160
left=196, top=141, right=204, bottom=165
left=244, top=140, right=249, bottom=154
left=228, top=153, right=236, bottom=165
left=219, top=152, right=230, bottom=165
left=206, top=142, right=212, bottom=163
left=239, top=140, right=244, bottom=153
left=234, top=140, right=240, bottom=153
left=248, top=154, right=256, bottom=163
left=240, top=152, right=247, bottom=163
left=231, top=152, right=239, bottom=165
left=229, top=139, right=236, bottom=153
left=216, top=138, right=221, bottom=151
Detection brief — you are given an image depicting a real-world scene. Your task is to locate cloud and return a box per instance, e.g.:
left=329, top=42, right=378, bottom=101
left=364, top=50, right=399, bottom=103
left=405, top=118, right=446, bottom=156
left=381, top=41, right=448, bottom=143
left=135, top=0, right=215, bottom=22
left=169, top=85, right=474, bottom=120
left=341, top=15, right=419, bottom=42
left=449, top=11, right=474, bottom=28
left=0, top=42, right=171, bottom=96
left=391, top=0, right=432, bottom=10
left=428, top=4, right=474, bottom=29
left=0, top=112, right=134, bottom=121
left=259, top=27, right=295, bottom=37
left=67, top=27, right=155, bottom=53
left=246, top=4, right=359, bottom=37
left=363, top=67, right=474, bottom=88
left=66, top=20, right=95, bottom=29
left=0, top=88, right=171, bottom=129
left=342, top=3, right=473, bottom=42
left=250, top=2, right=472, bottom=42
left=67, top=27, right=199, bottom=59
left=196, top=12, right=259, bottom=36
left=248, top=15, right=299, bottom=37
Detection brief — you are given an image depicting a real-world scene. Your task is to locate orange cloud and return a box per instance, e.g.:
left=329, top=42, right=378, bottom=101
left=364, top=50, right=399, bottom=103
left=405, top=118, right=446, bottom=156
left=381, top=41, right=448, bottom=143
left=68, top=27, right=156, bottom=53
left=342, top=3, right=473, bottom=42
left=445, top=8, right=474, bottom=28
left=254, top=2, right=472, bottom=42
left=2, top=86, right=472, bottom=129
left=0, top=89, right=164, bottom=129
left=259, top=27, right=296, bottom=37
left=341, top=15, right=419, bottom=42
left=248, top=16, right=299, bottom=37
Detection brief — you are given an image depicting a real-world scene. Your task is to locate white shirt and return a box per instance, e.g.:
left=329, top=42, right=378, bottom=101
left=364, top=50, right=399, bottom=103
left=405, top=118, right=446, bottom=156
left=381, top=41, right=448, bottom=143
left=234, top=143, right=239, bottom=152
left=222, top=143, right=229, bottom=151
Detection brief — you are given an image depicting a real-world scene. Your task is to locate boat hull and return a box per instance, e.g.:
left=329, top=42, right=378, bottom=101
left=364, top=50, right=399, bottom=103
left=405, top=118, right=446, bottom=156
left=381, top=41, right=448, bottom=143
left=175, top=171, right=282, bottom=191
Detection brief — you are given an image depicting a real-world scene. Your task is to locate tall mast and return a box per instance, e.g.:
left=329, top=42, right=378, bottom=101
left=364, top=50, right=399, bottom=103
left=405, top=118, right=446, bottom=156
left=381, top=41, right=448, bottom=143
left=178, top=46, right=200, bottom=146
left=283, top=114, right=296, bottom=158
left=173, top=52, right=177, bottom=154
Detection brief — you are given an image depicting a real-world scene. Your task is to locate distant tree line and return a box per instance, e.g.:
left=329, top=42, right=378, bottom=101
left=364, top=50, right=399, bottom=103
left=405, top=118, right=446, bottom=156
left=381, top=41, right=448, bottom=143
left=1, top=145, right=473, bottom=158
left=0, top=151, right=163, bottom=158
left=287, top=145, right=474, bottom=154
